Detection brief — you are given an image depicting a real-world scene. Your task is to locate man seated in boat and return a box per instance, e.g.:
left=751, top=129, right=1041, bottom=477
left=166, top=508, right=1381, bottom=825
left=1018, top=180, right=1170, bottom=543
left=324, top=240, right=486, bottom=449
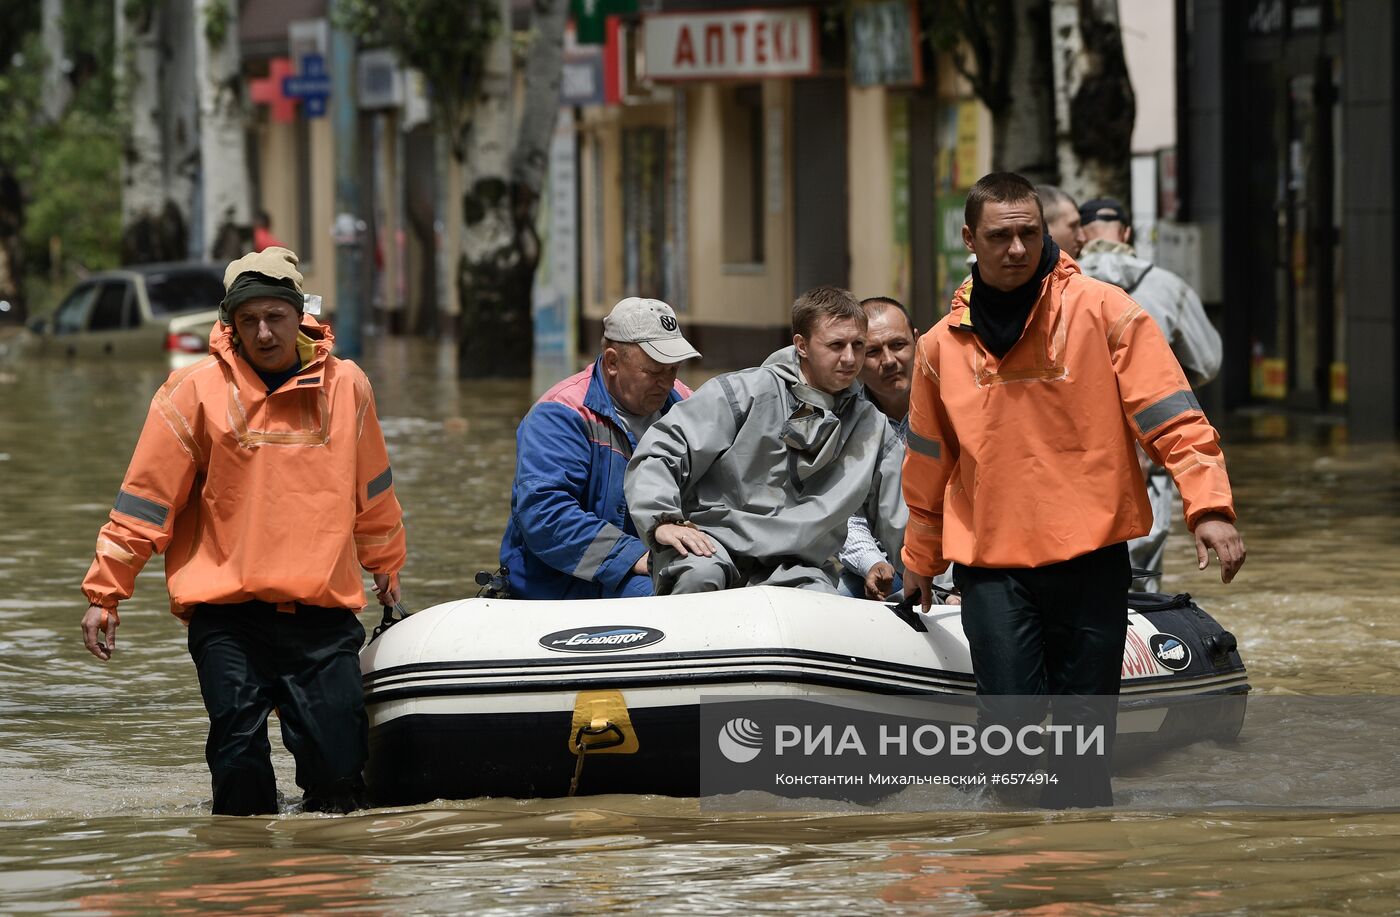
left=499, top=297, right=700, bottom=599
left=626, top=286, right=906, bottom=595
left=837, top=296, right=918, bottom=601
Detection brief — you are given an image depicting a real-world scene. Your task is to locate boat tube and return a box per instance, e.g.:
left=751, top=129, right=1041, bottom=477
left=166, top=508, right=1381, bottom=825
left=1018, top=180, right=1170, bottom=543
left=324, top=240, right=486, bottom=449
left=361, top=587, right=1246, bottom=804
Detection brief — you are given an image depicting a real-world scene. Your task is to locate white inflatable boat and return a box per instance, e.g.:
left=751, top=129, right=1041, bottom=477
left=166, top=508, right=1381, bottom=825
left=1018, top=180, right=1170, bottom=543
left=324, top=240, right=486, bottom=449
left=360, top=587, right=1247, bottom=804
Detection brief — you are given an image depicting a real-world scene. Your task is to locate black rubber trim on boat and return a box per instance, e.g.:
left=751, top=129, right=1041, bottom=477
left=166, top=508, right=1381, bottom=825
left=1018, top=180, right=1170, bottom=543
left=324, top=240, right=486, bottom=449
left=362, top=665, right=1249, bottom=706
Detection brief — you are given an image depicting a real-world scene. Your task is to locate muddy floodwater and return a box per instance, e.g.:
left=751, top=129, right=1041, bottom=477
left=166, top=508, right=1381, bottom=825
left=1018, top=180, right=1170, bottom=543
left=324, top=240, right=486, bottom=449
left=2, top=338, right=1399, bottom=914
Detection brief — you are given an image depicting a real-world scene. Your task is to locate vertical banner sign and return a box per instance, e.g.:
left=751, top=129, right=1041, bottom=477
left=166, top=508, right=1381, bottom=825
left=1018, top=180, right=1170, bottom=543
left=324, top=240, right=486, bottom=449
left=890, top=96, right=911, bottom=303
left=532, top=109, right=579, bottom=397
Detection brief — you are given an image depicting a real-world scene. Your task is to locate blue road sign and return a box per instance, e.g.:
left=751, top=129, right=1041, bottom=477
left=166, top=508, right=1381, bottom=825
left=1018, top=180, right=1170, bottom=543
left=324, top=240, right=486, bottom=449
left=284, top=53, right=332, bottom=118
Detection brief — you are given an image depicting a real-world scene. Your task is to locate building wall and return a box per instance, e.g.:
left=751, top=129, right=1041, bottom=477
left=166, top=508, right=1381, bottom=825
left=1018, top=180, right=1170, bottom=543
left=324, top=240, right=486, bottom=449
left=847, top=85, right=897, bottom=301
left=1342, top=0, right=1398, bottom=437
left=1122, top=0, right=1176, bottom=155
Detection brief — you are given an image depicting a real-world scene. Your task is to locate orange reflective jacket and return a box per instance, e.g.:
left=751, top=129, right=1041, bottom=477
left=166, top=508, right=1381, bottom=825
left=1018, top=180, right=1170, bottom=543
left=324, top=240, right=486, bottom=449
left=901, top=253, right=1235, bottom=577
left=82, top=316, right=406, bottom=618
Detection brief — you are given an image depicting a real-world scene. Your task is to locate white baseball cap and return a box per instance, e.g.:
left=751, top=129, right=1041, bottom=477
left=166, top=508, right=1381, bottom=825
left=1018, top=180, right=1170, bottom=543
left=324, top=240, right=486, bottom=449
left=602, top=297, right=701, bottom=364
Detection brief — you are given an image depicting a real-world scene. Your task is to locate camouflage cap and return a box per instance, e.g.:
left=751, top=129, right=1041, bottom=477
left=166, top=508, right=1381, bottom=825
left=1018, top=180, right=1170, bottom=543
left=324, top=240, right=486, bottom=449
left=219, top=247, right=306, bottom=325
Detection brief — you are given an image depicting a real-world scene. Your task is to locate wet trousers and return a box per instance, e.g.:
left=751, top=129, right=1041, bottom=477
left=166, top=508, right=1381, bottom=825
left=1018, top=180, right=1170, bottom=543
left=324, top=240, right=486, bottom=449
left=653, top=538, right=839, bottom=595
left=187, top=602, right=369, bottom=816
left=1128, top=468, right=1174, bottom=592
left=954, top=543, right=1131, bottom=808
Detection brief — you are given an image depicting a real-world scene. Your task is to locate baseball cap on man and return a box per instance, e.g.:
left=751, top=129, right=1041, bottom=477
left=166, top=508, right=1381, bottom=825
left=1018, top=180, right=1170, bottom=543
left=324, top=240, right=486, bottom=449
left=603, top=297, right=701, bottom=364
left=219, top=246, right=306, bottom=326
left=1079, top=198, right=1130, bottom=226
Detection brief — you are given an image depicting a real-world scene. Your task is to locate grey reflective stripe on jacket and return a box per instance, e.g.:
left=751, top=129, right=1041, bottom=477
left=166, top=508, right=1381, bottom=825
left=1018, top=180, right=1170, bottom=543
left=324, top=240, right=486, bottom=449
left=627, top=347, right=906, bottom=571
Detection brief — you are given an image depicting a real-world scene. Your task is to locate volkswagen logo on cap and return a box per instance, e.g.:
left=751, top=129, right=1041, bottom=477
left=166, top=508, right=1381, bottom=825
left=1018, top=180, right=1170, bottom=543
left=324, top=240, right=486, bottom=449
left=659, top=314, right=678, bottom=332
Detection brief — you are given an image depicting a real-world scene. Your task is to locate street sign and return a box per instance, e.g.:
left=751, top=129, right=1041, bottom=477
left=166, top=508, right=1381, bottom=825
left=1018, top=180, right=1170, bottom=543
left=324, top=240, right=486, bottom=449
left=284, top=53, right=332, bottom=118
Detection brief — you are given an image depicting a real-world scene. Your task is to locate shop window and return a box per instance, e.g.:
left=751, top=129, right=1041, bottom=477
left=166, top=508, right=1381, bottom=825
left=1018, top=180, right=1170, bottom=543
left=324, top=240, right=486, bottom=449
left=622, top=125, right=672, bottom=301
left=722, top=84, right=765, bottom=267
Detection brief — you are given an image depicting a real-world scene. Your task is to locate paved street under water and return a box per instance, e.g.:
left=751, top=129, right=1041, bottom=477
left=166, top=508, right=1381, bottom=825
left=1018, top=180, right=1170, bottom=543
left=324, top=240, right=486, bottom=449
left=2, top=338, right=1399, bottom=913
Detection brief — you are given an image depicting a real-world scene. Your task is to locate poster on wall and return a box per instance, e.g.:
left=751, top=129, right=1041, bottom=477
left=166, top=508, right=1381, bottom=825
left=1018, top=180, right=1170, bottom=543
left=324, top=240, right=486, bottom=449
left=849, top=0, right=923, bottom=88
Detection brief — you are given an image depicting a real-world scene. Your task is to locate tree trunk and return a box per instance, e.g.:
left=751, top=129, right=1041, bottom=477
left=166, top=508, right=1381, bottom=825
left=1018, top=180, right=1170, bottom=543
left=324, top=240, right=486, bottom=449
left=40, top=0, right=71, bottom=123
left=1051, top=0, right=1134, bottom=204
left=118, top=0, right=188, bottom=264
left=456, top=0, right=567, bottom=379
left=162, top=0, right=199, bottom=257
left=195, top=0, right=252, bottom=261
left=992, top=0, right=1058, bottom=182
left=0, top=173, right=23, bottom=323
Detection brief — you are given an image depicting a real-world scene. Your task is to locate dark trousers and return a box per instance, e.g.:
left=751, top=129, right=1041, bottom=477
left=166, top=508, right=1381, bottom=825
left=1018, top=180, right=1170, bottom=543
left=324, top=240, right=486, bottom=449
left=187, top=602, right=369, bottom=816
left=954, top=543, right=1131, bottom=808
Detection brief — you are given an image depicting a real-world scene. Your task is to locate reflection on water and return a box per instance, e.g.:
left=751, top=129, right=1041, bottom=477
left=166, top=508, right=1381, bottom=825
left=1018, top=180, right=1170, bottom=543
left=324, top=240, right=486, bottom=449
left=1, top=338, right=1399, bottom=913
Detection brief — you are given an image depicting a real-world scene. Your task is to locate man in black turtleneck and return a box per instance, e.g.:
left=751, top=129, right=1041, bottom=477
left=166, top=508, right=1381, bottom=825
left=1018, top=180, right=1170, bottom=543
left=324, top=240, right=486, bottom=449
left=901, top=172, right=1246, bottom=808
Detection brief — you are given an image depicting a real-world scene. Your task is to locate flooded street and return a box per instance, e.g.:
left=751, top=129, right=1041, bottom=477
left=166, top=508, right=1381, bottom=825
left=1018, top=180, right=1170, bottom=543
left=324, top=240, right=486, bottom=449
left=3, top=338, right=1399, bottom=914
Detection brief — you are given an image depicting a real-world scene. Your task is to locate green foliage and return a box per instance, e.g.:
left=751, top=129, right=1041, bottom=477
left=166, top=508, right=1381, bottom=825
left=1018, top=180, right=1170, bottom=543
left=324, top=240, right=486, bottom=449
left=23, top=110, right=122, bottom=272
left=336, top=0, right=499, bottom=131
left=204, top=0, right=231, bottom=50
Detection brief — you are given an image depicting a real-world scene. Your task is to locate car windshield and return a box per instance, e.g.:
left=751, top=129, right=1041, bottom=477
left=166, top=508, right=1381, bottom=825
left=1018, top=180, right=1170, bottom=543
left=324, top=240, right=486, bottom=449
left=144, top=271, right=225, bottom=317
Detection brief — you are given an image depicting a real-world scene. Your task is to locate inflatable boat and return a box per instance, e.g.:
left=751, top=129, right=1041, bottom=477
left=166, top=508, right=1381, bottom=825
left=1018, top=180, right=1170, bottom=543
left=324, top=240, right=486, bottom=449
left=360, top=587, right=1247, bottom=805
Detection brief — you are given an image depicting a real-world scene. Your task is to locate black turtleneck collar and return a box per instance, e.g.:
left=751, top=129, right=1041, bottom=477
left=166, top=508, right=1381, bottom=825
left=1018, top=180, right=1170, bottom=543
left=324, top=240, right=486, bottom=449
left=969, top=235, right=1060, bottom=359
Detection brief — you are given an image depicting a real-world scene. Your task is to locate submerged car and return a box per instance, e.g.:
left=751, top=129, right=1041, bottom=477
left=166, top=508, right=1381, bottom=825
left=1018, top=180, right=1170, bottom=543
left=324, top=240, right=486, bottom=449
left=27, top=262, right=224, bottom=368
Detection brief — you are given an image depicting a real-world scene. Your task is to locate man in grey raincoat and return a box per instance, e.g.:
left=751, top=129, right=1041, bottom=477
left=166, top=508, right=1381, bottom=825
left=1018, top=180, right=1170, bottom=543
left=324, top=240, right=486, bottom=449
left=626, top=286, right=907, bottom=595
left=1079, top=197, right=1223, bottom=591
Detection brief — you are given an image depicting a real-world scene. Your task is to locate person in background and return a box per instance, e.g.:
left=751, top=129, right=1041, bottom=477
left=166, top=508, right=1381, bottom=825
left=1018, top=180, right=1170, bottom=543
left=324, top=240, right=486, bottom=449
left=80, top=246, right=406, bottom=816
left=500, top=297, right=699, bottom=599
left=1078, top=196, right=1223, bottom=591
left=627, top=287, right=906, bottom=595
left=902, top=172, right=1245, bottom=807
left=838, top=296, right=917, bottom=600
left=252, top=211, right=284, bottom=252
left=1035, top=184, right=1086, bottom=260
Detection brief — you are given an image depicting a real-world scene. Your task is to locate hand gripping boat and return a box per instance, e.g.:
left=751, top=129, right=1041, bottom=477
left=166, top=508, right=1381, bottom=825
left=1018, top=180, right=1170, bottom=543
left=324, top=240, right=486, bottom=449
left=360, top=587, right=1247, bottom=804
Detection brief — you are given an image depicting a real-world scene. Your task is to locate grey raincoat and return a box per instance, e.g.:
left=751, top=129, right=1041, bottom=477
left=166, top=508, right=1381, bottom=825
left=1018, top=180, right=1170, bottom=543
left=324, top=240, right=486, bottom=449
left=1079, top=239, right=1222, bottom=385
left=626, top=346, right=907, bottom=594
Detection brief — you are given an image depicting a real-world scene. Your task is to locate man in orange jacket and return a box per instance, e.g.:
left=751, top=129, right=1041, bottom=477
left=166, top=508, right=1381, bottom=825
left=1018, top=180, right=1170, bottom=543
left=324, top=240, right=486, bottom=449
left=902, top=173, right=1245, bottom=807
left=79, top=246, right=407, bottom=816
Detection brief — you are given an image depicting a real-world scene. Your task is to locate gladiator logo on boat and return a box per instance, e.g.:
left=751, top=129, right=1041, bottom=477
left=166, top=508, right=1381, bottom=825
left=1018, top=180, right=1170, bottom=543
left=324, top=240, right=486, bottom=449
left=718, top=718, right=764, bottom=764
left=1149, top=633, right=1192, bottom=671
left=539, top=625, right=665, bottom=653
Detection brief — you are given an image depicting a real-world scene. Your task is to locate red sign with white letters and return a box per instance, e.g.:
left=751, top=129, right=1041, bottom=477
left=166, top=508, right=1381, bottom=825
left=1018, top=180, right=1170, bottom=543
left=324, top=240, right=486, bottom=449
left=641, top=8, right=819, bottom=81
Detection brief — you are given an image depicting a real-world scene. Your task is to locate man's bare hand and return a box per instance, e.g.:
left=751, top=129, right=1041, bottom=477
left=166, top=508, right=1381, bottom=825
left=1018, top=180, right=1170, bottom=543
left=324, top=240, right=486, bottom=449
left=864, top=562, right=896, bottom=600
left=373, top=573, right=402, bottom=607
left=82, top=604, right=118, bottom=661
left=904, top=571, right=936, bottom=613
left=632, top=552, right=650, bottom=575
left=654, top=523, right=718, bottom=558
left=1194, top=512, right=1246, bottom=584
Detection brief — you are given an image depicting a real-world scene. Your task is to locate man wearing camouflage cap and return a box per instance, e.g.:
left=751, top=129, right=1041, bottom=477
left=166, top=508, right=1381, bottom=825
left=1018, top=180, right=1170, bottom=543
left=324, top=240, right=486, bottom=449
left=79, top=246, right=407, bottom=816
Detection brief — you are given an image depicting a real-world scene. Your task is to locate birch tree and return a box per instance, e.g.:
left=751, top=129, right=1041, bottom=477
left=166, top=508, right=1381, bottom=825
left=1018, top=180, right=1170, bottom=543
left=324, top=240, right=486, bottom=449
left=341, top=0, right=568, bottom=377
left=195, top=0, right=253, bottom=260
left=41, top=0, right=72, bottom=123
left=1050, top=0, right=1134, bottom=204
left=117, top=0, right=188, bottom=264
left=926, top=0, right=1058, bottom=183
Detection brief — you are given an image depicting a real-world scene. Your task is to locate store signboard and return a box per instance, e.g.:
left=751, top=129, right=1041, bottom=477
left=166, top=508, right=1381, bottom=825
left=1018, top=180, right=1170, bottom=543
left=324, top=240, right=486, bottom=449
left=641, top=8, right=819, bottom=81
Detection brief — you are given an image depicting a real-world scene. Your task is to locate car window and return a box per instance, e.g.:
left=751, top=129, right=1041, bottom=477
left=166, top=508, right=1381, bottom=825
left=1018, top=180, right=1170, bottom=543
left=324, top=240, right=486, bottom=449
left=88, top=282, right=132, bottom=331
left=145, top=271, right=225, bottom=317
left=52, top=285, right=98, bottom=335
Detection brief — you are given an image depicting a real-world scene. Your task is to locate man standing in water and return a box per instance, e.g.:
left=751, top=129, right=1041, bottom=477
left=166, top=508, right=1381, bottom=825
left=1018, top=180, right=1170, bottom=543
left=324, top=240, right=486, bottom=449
left=901, top=173, right=1245, bottom=806
left=79, top=246, right=406, bottom=816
